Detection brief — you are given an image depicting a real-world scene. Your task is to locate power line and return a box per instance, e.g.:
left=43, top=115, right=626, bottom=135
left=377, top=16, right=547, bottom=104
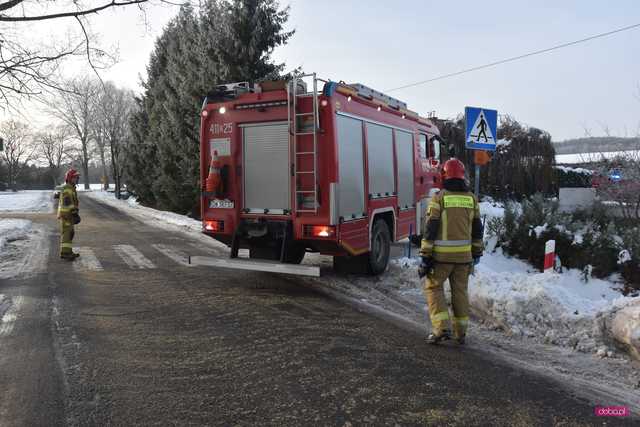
left=386, top=22, right=640, bottom=93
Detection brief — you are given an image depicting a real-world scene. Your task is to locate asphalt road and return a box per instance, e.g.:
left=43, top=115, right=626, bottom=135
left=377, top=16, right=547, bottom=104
left=0, top=194, right=634, bottom=426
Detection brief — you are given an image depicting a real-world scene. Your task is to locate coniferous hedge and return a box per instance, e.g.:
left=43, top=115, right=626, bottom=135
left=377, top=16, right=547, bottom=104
left=439, top=115, right=557, bottom=200
left=125, top=0, right=293, bottom=217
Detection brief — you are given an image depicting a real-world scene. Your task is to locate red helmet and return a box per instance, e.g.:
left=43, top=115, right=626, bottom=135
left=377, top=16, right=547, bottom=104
left=442, top=159, right=466, bottom=180
left=65, top=169, right=80, bottom=183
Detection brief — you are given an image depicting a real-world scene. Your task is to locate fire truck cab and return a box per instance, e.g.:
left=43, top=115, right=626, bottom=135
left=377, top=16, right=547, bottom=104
left=200, top=74, right=443, bottom=274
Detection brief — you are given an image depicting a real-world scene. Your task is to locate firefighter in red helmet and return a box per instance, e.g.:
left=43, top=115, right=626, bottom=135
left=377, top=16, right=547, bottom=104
left=58, top=169, right=81, bottom=260
left=419, top=158, right=483, bottom=345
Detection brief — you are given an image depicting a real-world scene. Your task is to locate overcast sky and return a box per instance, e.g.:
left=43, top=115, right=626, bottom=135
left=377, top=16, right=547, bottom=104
left=14, top=0, right=640, bottom=141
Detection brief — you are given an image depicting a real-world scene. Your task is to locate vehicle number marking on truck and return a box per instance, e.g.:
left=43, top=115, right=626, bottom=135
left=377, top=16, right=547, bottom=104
left=209, top=199, right=234, bottom=209
left=210, top=122, right=233, bottom=135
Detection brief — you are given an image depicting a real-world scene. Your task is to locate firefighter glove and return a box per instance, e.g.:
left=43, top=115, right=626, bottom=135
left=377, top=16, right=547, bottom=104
left=473, top=257, right=480, bottom=266
left=418, top=257, right=434, bottom=278
left=72, top=212, right=81, bottom=225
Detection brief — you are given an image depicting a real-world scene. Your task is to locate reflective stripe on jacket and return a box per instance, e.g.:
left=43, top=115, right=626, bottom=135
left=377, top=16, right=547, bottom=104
left=420, top=190, right=483, bottom=263
left=58, top=184, right=79, bottom=220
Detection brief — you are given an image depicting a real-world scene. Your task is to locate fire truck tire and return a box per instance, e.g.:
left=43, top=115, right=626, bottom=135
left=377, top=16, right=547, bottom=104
left=282, top=243, right=305, bottom=264
left=249, top=245, right=280, bottom=261
left=333, top=254, right=368, bottom=274
left=367, top=219, right=391, bottom=275
left=249, top=243, right=306, bottom=264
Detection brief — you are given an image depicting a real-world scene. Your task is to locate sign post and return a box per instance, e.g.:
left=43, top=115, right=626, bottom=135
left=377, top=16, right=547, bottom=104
left=465, top=106, right=498, bottom=198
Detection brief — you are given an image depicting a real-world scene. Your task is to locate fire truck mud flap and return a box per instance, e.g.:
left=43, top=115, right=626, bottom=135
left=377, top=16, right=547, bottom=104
left=188, top=256, right=320, bottom=277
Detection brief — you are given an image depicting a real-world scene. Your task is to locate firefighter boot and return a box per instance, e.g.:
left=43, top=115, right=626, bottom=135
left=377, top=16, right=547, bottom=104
left=426, top=330, right=451, bottom=345
left=60, top=252, right=80, bottom=261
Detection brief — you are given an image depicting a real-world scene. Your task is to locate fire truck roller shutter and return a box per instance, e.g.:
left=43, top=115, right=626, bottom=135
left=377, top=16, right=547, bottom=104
left=242, top=122, right=290, bottom=213
left=395, top=130, right=415, bottom=209
left=336, top=115, right=366, bottom=220
left=365, top=123, right=395, bottom=199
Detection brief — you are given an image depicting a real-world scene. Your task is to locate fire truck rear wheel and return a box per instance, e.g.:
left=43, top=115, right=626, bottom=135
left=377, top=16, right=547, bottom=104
left=283, top=243, right=305, bottom=264
left=249, top=245, right=280, bottom=261
left=249, top=243, right=305, bottom=264
left=368, top=219, right=391, bottom=275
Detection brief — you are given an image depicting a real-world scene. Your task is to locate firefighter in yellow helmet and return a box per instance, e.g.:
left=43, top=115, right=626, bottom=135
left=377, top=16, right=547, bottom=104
left=419, top=158, right=483, bottom=345
left=58, top=169, right=81, bottom=260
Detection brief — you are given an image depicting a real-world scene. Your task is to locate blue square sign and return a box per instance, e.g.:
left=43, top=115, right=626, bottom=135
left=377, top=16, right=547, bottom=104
left=465, top=106, right=498, bottom=151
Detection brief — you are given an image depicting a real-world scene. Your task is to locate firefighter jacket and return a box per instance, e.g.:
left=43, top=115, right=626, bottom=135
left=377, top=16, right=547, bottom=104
left=420, top=190, right=483, bottom=263
left=57, top=183, right=79, bottom=221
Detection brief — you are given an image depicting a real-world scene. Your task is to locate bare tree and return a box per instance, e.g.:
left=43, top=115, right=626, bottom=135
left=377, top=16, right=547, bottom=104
left=0, top=119, right=33, bottom=190
left=36, top=126, right=69, bottom=187
left=47, top=77, right=100, bottom=190
left=93, top=124, right=110, bottom=190
left=97, top=82, right=135, bottom=198
left=0, top=1, right=182, bottom=108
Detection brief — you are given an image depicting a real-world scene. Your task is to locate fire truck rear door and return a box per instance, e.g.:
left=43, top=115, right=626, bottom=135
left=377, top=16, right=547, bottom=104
left=241, top=122, right=290, bottom=214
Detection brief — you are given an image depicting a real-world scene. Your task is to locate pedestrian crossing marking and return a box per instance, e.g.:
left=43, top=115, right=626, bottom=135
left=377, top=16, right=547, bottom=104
left=66, top=244, right=206, bottom=271
left=152, top=244, right=193, bottom=267
left=113, top=244, right=156, bottom=269
left=73, top=247, right=104, bottom=272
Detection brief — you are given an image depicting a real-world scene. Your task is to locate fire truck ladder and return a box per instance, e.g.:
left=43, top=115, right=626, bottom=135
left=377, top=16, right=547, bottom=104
left=288, top=73, right=320, bottom=214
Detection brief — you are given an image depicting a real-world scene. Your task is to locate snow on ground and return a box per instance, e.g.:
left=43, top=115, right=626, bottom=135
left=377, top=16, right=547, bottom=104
left=556, top=149, right=640, bottom=164
left=0, top=219, right=32, bottom=252
left=0, top=190, right=52, bottom=213
left=554, top=165, right=593, bottom=175
left=0, top=219, right=49, bottom=279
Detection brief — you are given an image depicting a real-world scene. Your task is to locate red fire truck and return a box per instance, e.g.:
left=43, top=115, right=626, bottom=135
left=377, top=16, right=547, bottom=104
left=199, top=74, right=443, bottom=275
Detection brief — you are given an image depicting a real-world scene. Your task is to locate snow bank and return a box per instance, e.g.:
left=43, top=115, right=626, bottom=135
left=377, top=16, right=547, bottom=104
left=393, top=246, right=639, bottom=355
left=612, top=302, right=640, bottom=360
left=470, top=249, right=638, bottom=353
left=85, top=191, right=203, bottom=232
left=387, top=202, right=640, bottom=357
left=496, top=139, right=511, bottom=147
left=0, top=191, right=52, bottom=213
left=0, top=219, right=48, bottom=279
left=0, top=219, right=33, bottom=251
left=554, top=165, right=593, bottom=175
left=479, top=200, right=505, bottom=219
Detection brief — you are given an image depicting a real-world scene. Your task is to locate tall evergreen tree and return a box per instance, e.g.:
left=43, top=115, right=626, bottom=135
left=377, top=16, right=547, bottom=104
left=124, top=0, right=293, bottom=215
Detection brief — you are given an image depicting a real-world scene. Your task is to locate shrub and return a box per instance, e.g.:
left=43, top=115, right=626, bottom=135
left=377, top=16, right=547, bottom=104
left=495, top=193, right=639, bottom=288
left=555, top=166, right=593, bottom=188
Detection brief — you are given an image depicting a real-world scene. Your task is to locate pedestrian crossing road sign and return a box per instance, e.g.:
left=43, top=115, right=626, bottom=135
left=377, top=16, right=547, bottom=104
left=465, top=106, right=498, bottom=151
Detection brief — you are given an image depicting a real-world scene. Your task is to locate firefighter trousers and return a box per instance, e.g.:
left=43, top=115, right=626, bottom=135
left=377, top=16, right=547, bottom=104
left=60, top=220, right=75, bottom=256
left=423, top=263, right=471, bottom=338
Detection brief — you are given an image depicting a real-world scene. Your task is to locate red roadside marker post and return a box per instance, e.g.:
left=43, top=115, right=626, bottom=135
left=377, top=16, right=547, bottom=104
left=543, top=240, right=556, bottom=273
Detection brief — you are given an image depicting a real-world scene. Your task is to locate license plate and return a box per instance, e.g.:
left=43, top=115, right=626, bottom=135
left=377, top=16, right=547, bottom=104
left=209, top=199, right=234, bottom=209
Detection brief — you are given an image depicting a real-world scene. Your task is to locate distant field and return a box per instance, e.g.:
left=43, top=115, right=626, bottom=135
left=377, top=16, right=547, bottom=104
left=554, top=137, right=639, bottom=155
left=556, top=150, right=640, bottom=164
